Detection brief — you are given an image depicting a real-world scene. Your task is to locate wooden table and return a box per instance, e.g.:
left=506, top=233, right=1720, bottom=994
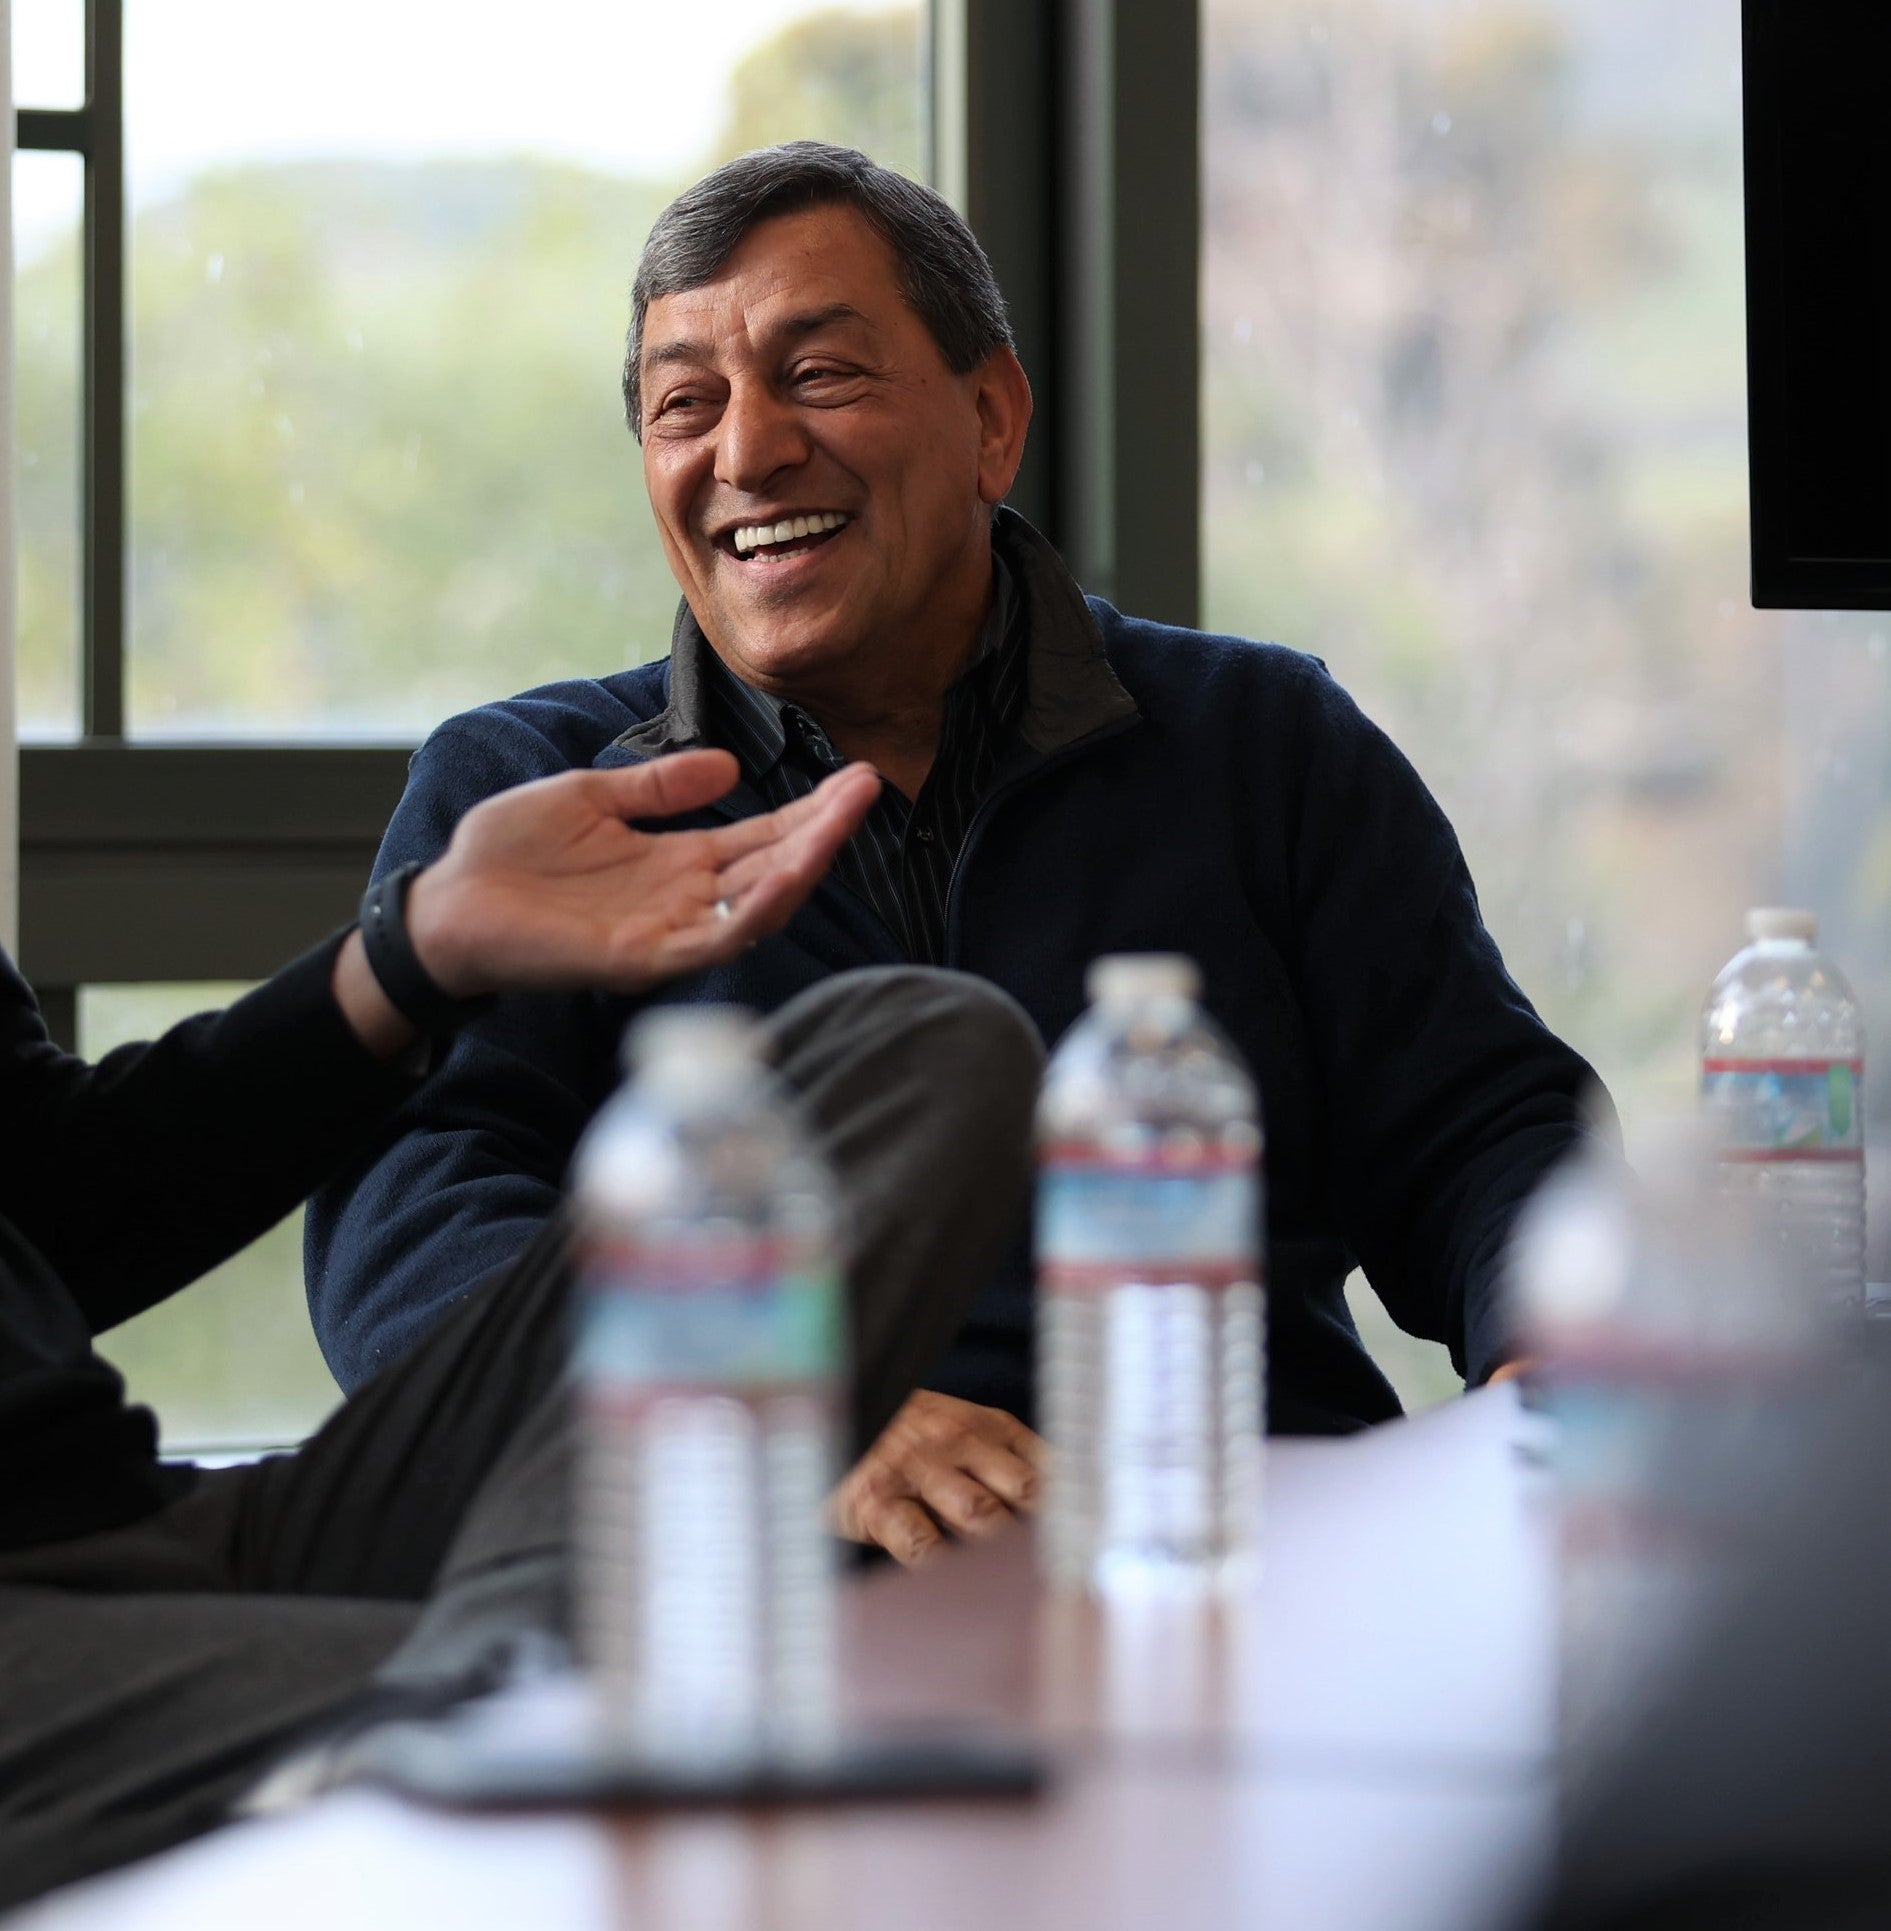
left=17, top=1387, right=1553, bottom=1931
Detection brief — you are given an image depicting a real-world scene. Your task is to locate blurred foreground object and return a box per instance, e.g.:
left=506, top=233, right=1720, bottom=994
left=1510, top=1126, right=1816, bottom=1779
left=1701, top=908, right=1865, bottom=1309
left=1512, top=1116, right=1891, bottom=1927
left=20, top=1387, right=1546, bottom=1931
left=572, top=1006, right=842, bottom=1767
left=1036, top=955, right=1265, bottom=1595
left=1523, top=1336, right=1891, bottom=1930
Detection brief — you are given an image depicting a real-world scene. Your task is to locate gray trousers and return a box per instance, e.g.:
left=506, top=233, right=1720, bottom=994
left=0, top=968, right=1042, bottom=1910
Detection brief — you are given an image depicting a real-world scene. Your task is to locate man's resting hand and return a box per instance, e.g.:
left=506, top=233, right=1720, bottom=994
left=831, top=1390, right=1046, bottom=1568
left=334, top=750, right=880, bottom=1054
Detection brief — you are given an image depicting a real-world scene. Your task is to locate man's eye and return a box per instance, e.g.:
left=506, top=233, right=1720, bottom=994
left=654, top=386, right=722, bottom=422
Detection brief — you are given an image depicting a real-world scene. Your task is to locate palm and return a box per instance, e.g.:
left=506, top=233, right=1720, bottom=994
left=417, top=751, right=880, bottom=997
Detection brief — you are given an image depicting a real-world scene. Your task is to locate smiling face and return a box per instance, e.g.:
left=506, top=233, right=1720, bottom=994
left=637, top=204, right=1030, bottom=715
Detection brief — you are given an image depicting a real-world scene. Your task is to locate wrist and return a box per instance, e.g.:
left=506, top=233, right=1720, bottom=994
left=331, top=930, right=423, bottom=1060
left=357, top=862, right=495, bottom=1038
left=402, top=863, right=484, bottom=1000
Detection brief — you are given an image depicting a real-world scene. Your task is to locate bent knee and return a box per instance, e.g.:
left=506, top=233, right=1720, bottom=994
left=852, top=966, right=1043, bottom=1111
left=777, top=965, right=1044, bottom=1132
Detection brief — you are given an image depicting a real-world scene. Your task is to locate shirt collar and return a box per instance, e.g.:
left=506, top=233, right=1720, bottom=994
left=607, top=508, right=1137, bottom=766
left=699, top=549, right=1022, bottom=785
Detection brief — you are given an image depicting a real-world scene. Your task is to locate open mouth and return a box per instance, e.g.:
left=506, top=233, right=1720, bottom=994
left=721, top=511, right=852, bottom=564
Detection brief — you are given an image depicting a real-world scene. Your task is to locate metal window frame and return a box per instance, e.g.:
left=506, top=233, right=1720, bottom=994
left=12, top=0, right=430, bottom=1044
left=18, top=0, right=123, bottom=737
left=933, top=0, right=1201, bottom=625
left=16, top=0, right=1202, bottom=1047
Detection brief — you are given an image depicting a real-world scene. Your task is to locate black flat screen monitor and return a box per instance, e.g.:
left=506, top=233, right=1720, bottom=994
left=1744, top=0, right=1891, bottom=610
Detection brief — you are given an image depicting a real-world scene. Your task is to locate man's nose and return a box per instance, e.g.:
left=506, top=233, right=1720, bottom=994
left=715, top=382, right=810, bottom=492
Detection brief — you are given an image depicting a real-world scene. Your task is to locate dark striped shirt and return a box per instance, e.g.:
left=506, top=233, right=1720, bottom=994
left=703, top=555, right=1026, bottom=962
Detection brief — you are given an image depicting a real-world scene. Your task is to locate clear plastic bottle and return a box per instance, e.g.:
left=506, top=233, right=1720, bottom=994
left=1036, top=954, right=1265, bottom=1594
left=570, top=1006, right=842, bottom=1766
left=1511, top=1123, right=1818, bottom=1779
left=1701, top=908, right=1866, bottom=1308
left=1512, top=1130, right=1728, bottom=1773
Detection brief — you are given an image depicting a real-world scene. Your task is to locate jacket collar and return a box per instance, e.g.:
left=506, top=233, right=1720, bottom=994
left=604, top=505, right=1139, bottom=766
left=991, top=506, right=1139, bottom=755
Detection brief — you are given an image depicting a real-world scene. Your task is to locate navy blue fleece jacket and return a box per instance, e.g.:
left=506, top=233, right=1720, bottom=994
left=306, top=513, right=1606, bottom=1434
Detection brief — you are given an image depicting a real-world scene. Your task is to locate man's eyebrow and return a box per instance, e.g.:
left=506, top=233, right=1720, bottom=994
left=644, top=338, right=708, bottom=373
left=642, top=303, right=874, bottom=378
left=768, top=302, right=872, bottom=345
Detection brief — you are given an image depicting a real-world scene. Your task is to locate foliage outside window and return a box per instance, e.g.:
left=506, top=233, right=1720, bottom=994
left=1204, top=0, right=1891, bottom=1402
left=14, top=2, right=925, bottom=741
left=29, top=3, right=925, bottom=1446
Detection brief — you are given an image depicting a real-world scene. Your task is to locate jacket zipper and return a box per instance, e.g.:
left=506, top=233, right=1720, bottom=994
left=942, top=715, right=1142, bottom=966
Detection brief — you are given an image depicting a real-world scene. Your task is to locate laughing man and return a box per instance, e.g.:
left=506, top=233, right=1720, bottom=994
left=308, top=141, right=1605, bottom=1566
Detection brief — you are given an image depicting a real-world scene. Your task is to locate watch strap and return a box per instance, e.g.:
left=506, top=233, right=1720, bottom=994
left=357, top=862, right=494, bottom=1039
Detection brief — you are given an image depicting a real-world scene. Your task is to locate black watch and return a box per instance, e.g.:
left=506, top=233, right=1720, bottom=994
left=357, top=862, right=494, bottom=1039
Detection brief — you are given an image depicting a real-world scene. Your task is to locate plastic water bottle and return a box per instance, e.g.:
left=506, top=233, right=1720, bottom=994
left=1510, top=1125, right=1813, bottom=1778
left=570, top=1006, right=842, bottom=1765
left=1701, top=908, right=1866, bottom=1308
left=1036, top=954, right=1265, bottom=1594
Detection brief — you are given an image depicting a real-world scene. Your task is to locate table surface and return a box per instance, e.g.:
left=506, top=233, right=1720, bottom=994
left=17, top=1387, right=1554, bottom=1931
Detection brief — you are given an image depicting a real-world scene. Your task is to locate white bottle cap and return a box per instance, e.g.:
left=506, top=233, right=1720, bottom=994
left=622, top=1004, right=761, bottom=1076
left=1086, top=953, right=1202, bottom=1006
left=1744, top=907, right=1818, bottom=944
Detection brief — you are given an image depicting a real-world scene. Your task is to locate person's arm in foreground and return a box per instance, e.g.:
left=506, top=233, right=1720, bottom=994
left=0, top=751, right=878, bottom=1337
left=307, top=711, right=727, bottom=1391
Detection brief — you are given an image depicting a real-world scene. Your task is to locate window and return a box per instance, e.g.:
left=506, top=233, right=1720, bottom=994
left=15, top=1, right=928, bottom=1437
left=18, top=1, right=927, bottom=745
left=13, top=1, right=926, bottom=998
left=12, top=148, right=82, bottom=739
left=81, top=984, right=337, bottom=1450
left=1203, top=0, right=1891, bottom=1399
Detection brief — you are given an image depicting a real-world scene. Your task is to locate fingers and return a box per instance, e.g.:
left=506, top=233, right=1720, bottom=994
left=706, top=762, right=881, bottom=866
left=951, top=1432, right=1043, bottom=1515
left=650, top=878, right=797, bottom=978
left=592, top=749, right=743, bottom=821
left=908, top=1462, right=1016, bottom=1539
left=691, top=767, right=880, bottom=951
left=830, top=1391, right=1045, bottom=1567
left=848, top=1493, right=947, bottom=1569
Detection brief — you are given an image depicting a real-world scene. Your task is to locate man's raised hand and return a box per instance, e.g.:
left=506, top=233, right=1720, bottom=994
left=333, top=751, right=879, bottom=1052
left=408, top=750, right=879, bottom=996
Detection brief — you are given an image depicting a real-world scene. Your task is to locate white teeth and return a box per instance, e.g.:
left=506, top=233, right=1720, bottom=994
left=728, top=512, right=850, bottom=555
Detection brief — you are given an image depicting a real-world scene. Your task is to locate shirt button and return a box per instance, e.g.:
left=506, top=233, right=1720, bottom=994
left=915, top=825, right=936, bottom=845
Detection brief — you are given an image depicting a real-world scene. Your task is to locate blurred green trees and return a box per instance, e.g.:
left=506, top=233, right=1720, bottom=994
left=30, top=1, right=1870, bottom=1428
left=43, top=7, right=923, bottom=1439
left=1203, top=0, right=1774, bottom=1132
left=14, top=10, right=925, bottom=742
left=715, top=7, right=925, bottom=175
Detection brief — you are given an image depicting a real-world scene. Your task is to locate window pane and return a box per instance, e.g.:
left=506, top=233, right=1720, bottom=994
left=11, top=0, right=85, bottom=109
left=124, top=0, right=928, bottom=739
left=83, top=985, right=340, bottom=1450
left=13, top=149, right=83, bottom=741
left=1203, top=0, right=1891, bottom=1395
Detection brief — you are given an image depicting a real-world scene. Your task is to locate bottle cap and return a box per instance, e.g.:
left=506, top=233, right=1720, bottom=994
left=1744, top=907, right=1818, bottom=944
left=621, top=1004, right=761, bottom=1076
left=1086, top=953, right=1202, bottom=1006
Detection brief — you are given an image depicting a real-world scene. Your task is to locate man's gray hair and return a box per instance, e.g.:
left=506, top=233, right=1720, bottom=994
left=623, top=141, right=1014, bottom=439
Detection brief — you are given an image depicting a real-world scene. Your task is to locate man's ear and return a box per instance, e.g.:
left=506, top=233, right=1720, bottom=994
left=973, top=347, right=1034, bottom=506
